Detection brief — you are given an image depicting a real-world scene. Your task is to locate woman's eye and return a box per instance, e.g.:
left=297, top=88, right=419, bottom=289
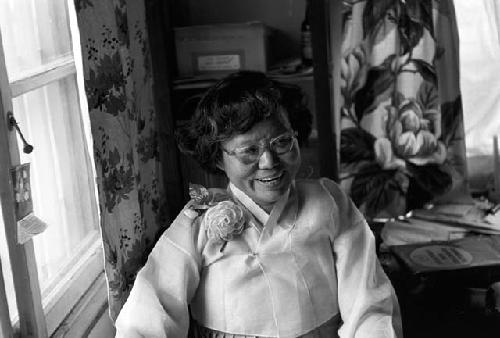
left=274, top=137, right=292, bottom=148
left=240, top=145, right=260, bottom=156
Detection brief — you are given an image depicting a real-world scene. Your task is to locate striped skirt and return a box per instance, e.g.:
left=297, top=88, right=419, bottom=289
left=191, top=314, right=341, bottom=338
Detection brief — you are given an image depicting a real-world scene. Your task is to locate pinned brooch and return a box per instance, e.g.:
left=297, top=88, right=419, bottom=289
left=188, top=184, right=247, bottom=252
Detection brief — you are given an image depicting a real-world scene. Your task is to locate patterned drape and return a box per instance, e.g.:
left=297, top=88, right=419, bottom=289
left=74, top=0, right=168, bottom=321
left=339, top=0, right=468, bottom=219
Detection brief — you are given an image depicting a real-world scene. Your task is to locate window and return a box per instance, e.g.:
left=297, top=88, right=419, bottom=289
left=454, top=0, right=500, bottom=156
left=0, top=0, right=102, bottom=336
left=453, top=0, right=500, bottom=192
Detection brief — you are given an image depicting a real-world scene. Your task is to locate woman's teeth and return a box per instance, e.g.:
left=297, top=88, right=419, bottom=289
left=257, top=173, right=283, bottom=184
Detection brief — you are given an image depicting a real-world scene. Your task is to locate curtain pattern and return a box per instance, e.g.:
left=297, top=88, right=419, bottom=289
left=74, top=0, right=168, bottom=321
left=339, top=0, right=467, bottom=219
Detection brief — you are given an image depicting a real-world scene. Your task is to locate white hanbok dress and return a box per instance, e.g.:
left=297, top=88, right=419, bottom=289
left=115, top=178, right=402, bottom=338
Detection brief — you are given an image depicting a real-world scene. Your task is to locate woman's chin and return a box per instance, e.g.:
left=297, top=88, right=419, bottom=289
left=253, top=174, right=291, bottom=205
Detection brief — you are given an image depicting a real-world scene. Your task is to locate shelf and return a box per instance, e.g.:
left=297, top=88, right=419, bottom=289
left=172, top=69, right=314, bottom=90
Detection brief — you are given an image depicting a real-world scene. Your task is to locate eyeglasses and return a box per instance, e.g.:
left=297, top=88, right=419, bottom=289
left=222, top=131, right=298, bottom=164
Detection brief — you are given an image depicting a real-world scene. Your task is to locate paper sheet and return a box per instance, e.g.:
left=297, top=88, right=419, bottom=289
left=17, top=213, right=48, bottom=245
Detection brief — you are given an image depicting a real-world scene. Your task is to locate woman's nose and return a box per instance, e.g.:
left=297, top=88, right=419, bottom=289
left=258, top=149, right=279, bottom=169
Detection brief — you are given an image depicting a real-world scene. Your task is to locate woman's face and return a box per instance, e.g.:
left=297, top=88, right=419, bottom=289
left=218, top=115, right=301, bottom=212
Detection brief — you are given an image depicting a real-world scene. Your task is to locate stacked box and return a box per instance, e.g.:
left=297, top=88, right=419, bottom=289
left=174, top=22, right=269, bottom=78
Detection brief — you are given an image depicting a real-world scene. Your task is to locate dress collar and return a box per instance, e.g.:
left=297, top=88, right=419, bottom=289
left=229, top=183, right=291, bottom=227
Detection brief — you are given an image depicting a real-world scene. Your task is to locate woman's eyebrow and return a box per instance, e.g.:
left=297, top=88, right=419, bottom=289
left=233, top=139, right=260, bottom=148
left=231, top=135, right=263, bottom=146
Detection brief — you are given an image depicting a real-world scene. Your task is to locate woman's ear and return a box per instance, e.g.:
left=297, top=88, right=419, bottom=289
left=215, top=159, right=225, bottom=172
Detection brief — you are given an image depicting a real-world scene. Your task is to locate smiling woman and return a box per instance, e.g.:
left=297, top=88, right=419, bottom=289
left=114, top=71, right=402, bottom=338
left=217, top=119, right=300, bottom=212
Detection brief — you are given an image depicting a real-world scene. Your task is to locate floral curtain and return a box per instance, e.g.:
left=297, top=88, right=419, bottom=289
left=74, top=0, right=170, bottom=321
left=339, top=0, right=468, bottom=219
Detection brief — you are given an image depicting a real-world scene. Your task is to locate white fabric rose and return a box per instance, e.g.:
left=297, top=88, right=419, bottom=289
left=203, top=200, right=246, bottom=242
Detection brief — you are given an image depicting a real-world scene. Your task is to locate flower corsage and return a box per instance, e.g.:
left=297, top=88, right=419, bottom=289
left=189, top=184, right=247, bottom=252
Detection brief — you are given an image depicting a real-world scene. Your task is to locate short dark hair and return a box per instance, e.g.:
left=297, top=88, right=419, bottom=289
left=175, top=71, right=312, bottom=174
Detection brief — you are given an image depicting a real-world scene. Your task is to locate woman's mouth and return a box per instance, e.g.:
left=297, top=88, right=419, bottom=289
left=255, top=172, right=285, bottom=187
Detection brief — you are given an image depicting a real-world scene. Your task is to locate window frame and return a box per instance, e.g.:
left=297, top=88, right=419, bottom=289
left=0, top=1, right=102, bottom=336
left=0, top=263, right=12, bottom=337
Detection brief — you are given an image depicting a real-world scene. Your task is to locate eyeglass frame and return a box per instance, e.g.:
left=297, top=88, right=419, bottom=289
left=221, top=130, right=299, bottom=164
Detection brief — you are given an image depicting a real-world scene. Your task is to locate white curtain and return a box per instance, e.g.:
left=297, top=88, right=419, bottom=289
left=454, top=0, right=500, bottom=156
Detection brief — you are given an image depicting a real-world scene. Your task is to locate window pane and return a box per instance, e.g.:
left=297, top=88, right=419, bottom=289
left=0, top=207, right=18, bottom=322
left=12, top=74, right=98, bottom=291
left=0, top=0, right=72, bottom=80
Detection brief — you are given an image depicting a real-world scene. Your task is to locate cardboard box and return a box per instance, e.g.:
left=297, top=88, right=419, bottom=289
left=174, top=22, right=269, bottom=78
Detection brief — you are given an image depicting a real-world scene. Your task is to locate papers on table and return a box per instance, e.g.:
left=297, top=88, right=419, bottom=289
left=382, top=201, right=500, bottom=275
left=428, top=204, right=475, bottom=218
left=381, top=218, right=468, bottom=246
left=485, top=211, right=500, bottom=225
left=411, top=204, right=500, bottom=234
left=381, top=202, right=500, bottom=247
left=390, top=235, right=500, bottom=274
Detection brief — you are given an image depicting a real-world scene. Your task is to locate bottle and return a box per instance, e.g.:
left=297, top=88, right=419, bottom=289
left=301, top=0, right=313, bottom=67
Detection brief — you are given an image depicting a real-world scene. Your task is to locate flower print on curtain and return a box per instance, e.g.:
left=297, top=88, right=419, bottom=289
left=74, top=0, right=169, bottom=321
left=339, top=0, right=468, bottom=219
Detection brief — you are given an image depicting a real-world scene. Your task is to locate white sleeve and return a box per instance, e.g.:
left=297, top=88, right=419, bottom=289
left=320, top=178, right=402, bottom=338
left=115, top=208, right=203, bottom=338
